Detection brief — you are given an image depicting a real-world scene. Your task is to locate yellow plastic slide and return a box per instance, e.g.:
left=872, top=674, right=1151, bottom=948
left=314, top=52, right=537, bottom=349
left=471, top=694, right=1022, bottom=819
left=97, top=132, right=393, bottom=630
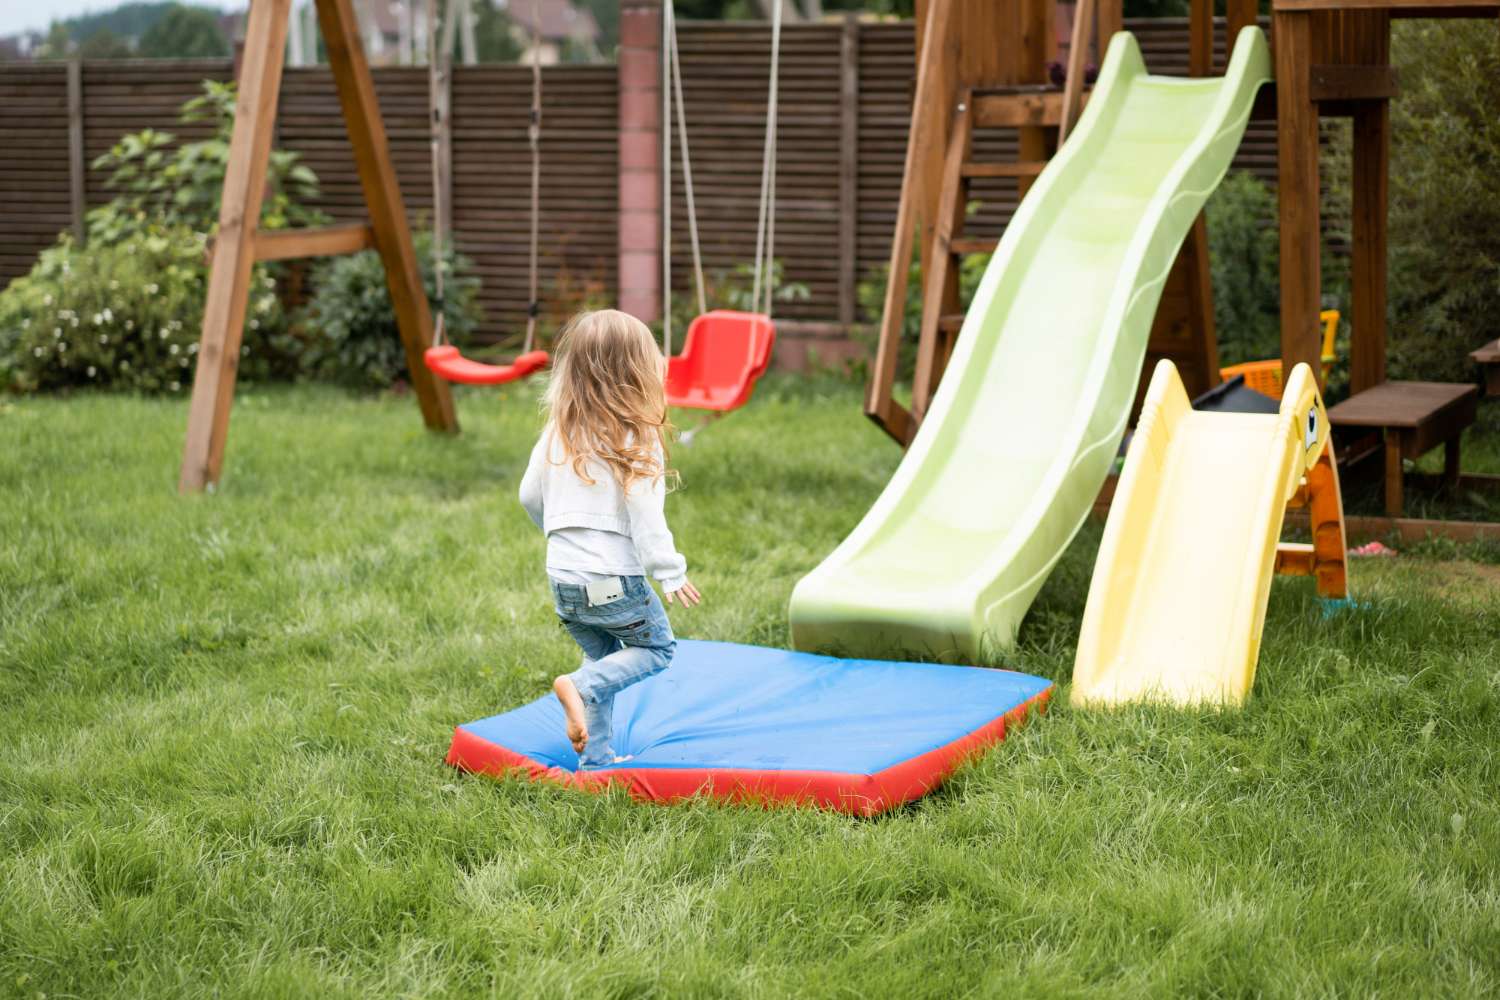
left=1071, top=360, right=1330, bottom=708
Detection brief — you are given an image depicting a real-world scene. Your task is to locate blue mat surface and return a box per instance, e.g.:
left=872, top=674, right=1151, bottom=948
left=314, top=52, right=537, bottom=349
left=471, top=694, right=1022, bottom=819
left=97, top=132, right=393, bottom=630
left=449, top=640, right=1052, bottom=813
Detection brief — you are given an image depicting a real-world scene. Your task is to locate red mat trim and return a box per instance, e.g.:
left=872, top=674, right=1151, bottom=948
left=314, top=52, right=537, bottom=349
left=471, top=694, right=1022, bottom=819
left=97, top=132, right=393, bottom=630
left=445, top=685, right=1051, bottom=816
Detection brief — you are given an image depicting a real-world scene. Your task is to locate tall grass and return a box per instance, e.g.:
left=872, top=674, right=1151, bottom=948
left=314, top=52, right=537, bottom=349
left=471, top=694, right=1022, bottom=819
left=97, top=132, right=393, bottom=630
left=1, top=381, right=1497, bottom=998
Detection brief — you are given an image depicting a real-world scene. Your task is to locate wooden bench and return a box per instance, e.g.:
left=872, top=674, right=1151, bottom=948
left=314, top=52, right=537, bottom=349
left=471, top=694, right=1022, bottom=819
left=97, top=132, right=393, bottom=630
left=1470, top=340, right=1500, bottom=396
left=1327, top=381, right=1478, bottom=516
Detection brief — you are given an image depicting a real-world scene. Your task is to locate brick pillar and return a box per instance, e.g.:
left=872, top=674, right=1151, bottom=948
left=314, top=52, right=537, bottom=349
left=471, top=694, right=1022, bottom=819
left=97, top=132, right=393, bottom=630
left=618, top=0, right=662, bottom=323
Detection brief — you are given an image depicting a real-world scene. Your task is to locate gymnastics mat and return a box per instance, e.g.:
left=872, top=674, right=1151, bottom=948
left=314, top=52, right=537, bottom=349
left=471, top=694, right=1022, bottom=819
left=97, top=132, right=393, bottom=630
left=446, top=639, right=1052, bottom=816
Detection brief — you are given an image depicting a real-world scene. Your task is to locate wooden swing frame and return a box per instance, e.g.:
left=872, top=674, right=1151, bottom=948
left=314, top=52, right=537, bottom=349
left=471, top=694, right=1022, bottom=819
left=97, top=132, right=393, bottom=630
left=179, top=0, right=457, bottom=494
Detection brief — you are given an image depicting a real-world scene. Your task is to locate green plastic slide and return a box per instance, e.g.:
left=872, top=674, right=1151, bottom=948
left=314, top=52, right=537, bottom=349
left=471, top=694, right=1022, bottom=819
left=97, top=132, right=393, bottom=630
left=789, top=28, right=1273, bottom=663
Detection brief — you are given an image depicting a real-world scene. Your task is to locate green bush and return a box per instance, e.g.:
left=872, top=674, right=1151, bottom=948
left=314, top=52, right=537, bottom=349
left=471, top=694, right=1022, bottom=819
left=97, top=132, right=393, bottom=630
left=87, top=80, right=324, bottom=245
left=1386, top=19, right=1500, bottom=382
left=0, top=228, right=282, bottom=394
left=1205, top=171, right=1282, bottom=368
left=292, top=232, right=481, bottom=389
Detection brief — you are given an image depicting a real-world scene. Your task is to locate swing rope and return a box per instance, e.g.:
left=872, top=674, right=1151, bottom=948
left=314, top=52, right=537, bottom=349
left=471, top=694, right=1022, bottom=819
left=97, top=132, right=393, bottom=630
left=749, top=0, right=782, bottom=320
left=427, top=0, right=543, bottom=355
left=662, top=0, right=778, bottom=358
left=426, top=0, right=446, bottom=347
left=523, top=0, right=541, bottom=353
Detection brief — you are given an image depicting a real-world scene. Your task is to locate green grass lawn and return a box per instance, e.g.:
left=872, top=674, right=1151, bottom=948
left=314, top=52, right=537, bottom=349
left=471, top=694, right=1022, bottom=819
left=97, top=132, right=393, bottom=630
left=2, top=378, right=1497, bottom=999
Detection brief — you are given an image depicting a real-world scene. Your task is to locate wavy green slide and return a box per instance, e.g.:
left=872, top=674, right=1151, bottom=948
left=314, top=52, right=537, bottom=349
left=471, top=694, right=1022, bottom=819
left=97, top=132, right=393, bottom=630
left=789, top=28, right=1273, bottom=663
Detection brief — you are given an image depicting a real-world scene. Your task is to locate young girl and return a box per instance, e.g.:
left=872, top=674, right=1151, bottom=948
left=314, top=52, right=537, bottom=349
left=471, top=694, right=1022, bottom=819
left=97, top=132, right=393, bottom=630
left=519, top=309, right=701, bottom=769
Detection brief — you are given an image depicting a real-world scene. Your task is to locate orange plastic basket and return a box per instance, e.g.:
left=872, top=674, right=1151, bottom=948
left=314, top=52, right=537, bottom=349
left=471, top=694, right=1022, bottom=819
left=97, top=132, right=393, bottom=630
left=1218, top=310, right=1339, bottom=401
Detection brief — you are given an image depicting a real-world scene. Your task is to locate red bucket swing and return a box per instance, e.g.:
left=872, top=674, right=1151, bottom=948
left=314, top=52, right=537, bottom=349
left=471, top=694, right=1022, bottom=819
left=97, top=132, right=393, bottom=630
left=659, top=0, right=781, bottom=436
left=420, top=0, right=549, bottom=387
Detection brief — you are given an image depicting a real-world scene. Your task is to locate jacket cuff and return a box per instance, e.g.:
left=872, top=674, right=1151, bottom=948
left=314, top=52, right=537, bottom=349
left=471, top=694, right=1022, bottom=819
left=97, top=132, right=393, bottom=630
left=657, top=574, right=688, bottom=594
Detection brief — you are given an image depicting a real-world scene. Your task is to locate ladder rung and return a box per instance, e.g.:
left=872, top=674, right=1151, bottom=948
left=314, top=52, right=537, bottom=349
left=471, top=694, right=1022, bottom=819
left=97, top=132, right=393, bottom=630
left=949, top=238, right=998, bottom=255
left=961, top=161, right=1048, bottom=178
left=938, top=313, right=965, bottom=333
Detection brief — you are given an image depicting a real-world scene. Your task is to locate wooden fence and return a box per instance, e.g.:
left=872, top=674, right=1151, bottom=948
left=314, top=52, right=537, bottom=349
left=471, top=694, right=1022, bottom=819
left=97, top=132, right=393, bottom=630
left=0, top=18, right=1277, bottom=344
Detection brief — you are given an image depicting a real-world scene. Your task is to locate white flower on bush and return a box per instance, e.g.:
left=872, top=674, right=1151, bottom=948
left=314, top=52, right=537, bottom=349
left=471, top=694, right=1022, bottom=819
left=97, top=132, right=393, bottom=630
left=43, top=294, right=52, bottom=306
left=99, top=334, right=108, bottom=344
left=248, top=319, right=259, bottom=330
left=125, top=320, right=134, bottom=331
left=87, top=366, right=96, bottom=377
left=256, top=295, right=274, bottom=314
left=71, top=316, right=79, bottom=327
left=53, top=329, right=60, bottom=338
left=146, top=283, right=159, bottom=295
left=109, top=280, right=119, bottom=290
left=59, top=343, right=67, bottom=352
left=93, top=313, right=103, bottom=325
left=188, top=343, right=199, bottom=354
left=170, top=381, right=180, bottom=391
left=170, top=343, right=179, bottom=355
left=32, top=347, right=42, bottom=357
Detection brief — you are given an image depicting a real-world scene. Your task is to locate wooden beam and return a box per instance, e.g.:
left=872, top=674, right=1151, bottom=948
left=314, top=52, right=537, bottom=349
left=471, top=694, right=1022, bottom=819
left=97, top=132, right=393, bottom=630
left=179, top=0, right=292, bottom=494
left=1309, top=64, right=1398, bottom=99
left=254, top=222, right=376, bottom=260
left=316, top=0, right=456, bottom=434
left=1059, top=0, right=1096, bottom=143
left=1350, top=92, right=1389, bottom=394
left=972, top=90, right=1069, bottom=127
left=1275, top=9, right=1325, bottom=380
left=434, top=51, right=453, bottom=239
left=1275, top=0, right=1492, bottom=9
left=864, top=0, right=954, bottom=445
left=912, top=95, right=972, bottom=426
left=1182, top=212, right=1220, bottom=392
left=1226, top=0, right=1260, bottom=53
left=962, top=161, right=1048, bottom=178
left=1098, top=0, right=1123, bottom=47
left=67, top=54, right=86, bottom=246
left=1190, top=0, right=1214, bottom=75
left=838, top=13, right=859, bottom=327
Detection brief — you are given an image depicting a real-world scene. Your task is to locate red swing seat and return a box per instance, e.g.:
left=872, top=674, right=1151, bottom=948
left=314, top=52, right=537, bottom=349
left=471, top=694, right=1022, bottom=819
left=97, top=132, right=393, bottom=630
left=664, top=310, right=776, bottom=411
left=424, top=346, right=549, bottom=385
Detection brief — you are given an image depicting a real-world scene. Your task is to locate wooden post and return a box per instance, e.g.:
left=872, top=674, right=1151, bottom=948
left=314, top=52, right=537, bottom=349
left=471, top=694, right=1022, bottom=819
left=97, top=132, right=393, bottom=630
left=1017, top=0, right=1052, bottom=203
left=1182, top=214, right=1220, bottom=391
left=617, top=0, right=662, bottom=324
left=316, top=0, right=456, bottom=432
left=838, top=13, right=859, bottom=327
left=67, top=55, right=86, bottom=245
left=1350, top=100, right=1388, bottom=395
left=864, top=0, right=956, bottom=443
left=1098, top=0, right=1122, bottom=50
left=179, top=0, right=294, bottom=494
left=1059, top=0, right=1095, bottom=144
left=1275, top=9, right=1324, bottom=380
left=1226, top=0, right=1259, bottom=55
left=912, top=95, right=972, bottom=425
left=1190, top=0, right=1214, bottom=76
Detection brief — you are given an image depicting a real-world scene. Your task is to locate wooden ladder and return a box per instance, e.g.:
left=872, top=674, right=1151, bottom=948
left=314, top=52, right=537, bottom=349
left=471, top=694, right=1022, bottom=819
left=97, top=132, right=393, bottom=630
left=910, top=85, right=1064, bottom=427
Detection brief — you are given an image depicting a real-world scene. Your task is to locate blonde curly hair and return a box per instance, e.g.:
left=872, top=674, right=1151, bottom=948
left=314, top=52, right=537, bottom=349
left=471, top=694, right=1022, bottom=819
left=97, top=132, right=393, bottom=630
left=543, top=309, right=677, bottom=493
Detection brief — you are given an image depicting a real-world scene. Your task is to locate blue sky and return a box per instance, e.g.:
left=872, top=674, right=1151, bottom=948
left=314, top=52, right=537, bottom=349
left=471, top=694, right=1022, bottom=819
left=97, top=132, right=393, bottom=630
left=1, top=1, right=241, bottom=38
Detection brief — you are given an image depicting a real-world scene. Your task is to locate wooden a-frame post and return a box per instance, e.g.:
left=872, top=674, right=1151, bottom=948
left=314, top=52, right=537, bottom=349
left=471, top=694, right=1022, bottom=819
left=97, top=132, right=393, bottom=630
left=179, top=0, right=457, bottom=494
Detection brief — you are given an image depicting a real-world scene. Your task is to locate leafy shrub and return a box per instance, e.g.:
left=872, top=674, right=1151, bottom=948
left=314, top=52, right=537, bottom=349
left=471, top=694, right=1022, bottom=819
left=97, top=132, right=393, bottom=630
left=87, top=80, right=325, bottom=244
left=1205, top=171, right=1282, bottom=367
left=292, top=232, right=481, bottom=388
left=668, top=259, right=810, bottom=343
left=0, top=228, right=282, bottom=394
left=1386, top=19, right=1500, bottom=383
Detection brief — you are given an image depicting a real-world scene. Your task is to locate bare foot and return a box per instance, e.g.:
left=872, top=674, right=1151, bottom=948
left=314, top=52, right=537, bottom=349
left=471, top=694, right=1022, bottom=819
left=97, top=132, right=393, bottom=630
left=553, top=675, right=587, bottom=754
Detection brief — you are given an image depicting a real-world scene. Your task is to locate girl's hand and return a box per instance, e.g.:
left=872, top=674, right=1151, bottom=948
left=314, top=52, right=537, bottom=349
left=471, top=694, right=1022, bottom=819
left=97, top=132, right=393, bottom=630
left=666, top=581, right=701, bottom=607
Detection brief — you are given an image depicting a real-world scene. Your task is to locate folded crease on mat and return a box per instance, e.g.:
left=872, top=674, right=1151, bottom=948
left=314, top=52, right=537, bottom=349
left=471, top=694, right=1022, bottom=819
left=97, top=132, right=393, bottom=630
left=447, top=639, right=1052, bottom=815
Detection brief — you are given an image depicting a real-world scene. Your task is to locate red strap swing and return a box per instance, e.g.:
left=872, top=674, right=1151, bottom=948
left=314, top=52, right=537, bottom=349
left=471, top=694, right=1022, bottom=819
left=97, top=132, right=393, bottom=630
left=421, top=0, right=549, bottom=387
left=659, top=0, right=779, bottom=419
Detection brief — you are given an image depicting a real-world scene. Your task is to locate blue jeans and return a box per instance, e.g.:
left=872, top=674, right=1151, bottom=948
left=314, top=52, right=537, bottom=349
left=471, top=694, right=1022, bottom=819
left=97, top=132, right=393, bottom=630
left=552, top=575, right=676, bottom=768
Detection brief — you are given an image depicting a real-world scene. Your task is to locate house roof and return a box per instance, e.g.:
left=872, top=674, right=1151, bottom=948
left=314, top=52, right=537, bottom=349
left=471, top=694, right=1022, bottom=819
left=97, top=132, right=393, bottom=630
left=506, top=0, right=601, bottom=42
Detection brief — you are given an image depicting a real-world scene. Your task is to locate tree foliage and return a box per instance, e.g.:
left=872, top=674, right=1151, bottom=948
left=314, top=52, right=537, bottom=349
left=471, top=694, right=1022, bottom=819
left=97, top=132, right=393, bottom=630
left=138, top=6, right=230, bottom=58
left=1386, top=19, right=1500, bottom=383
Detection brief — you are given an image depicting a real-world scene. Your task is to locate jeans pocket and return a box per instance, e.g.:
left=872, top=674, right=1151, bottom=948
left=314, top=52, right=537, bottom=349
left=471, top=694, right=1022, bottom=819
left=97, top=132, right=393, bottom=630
left=603, top=618, right=652, bottom=644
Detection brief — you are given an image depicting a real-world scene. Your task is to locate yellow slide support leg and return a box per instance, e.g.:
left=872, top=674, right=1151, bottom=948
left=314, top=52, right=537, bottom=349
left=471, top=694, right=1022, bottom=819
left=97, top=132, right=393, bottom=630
left=1073, top=360, right=1331, bottom=708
